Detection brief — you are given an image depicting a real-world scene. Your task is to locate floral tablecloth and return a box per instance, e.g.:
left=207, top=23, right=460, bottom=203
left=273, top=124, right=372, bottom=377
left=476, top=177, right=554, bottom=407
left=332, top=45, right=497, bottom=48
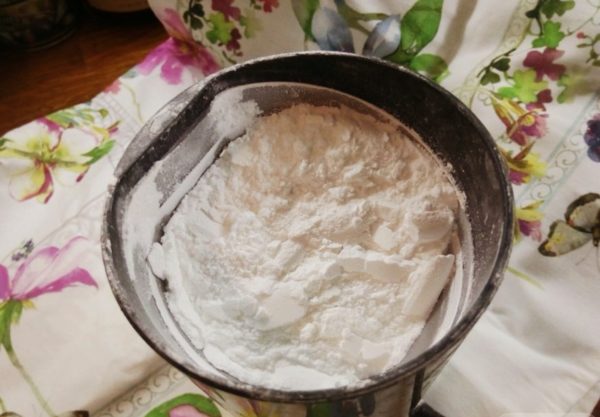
left=1, top=1, right=600, bottom=416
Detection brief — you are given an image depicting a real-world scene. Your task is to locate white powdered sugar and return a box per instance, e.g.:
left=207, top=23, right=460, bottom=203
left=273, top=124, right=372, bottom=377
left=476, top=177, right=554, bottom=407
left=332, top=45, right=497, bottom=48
left=151, top=103, right=461, bottom=390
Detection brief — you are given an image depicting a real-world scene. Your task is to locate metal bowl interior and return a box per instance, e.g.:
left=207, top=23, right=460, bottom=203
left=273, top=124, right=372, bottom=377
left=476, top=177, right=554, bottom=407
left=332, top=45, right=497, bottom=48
left=102, top=52, right=513, bottom=403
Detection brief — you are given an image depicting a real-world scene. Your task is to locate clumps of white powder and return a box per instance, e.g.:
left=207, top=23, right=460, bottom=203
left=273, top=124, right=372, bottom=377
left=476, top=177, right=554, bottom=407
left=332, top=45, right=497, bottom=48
left=151, top=104, right=461, bottom=390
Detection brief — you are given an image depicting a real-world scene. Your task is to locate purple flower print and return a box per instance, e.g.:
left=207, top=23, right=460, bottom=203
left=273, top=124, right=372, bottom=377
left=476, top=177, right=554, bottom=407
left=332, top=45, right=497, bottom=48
left=584, top=113, right=600, bottom=162
left=138, top=8, right=220, bottom=84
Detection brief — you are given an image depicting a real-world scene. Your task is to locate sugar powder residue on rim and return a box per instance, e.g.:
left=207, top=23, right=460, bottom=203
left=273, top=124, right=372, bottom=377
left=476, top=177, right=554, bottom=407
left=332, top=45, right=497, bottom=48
left=101, top=52, right=514, bottom=404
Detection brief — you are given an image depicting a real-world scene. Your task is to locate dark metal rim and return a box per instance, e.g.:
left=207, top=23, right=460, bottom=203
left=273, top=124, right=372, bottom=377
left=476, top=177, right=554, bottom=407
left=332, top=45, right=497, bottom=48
left=101, top=51, right=514, bottom=404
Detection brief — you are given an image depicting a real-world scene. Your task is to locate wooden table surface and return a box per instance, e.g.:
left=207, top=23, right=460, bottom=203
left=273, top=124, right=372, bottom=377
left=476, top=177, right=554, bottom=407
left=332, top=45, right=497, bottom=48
left=0, top=8, right=599, bottom=416
left=0, top=9, right=166, bottom=134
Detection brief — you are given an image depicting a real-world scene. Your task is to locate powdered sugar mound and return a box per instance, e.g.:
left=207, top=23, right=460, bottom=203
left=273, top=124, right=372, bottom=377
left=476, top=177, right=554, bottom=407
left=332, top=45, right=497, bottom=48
left=154, top=104, right=461, bottom=390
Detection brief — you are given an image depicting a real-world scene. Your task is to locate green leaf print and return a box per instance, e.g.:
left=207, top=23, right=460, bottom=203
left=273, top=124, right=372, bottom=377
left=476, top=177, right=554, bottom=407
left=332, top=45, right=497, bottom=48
left=409, top=53, right=449, bottom=81
left=190, top=3, right=205, bottom=18
left=83, top=140, right=115, bottom=165
left=481, top=70, right=501, bottom=85
left=239, top=9, right=262, bottom=38
left=145, top=394, right=221, bottom=417
left=184, top=2, right=205, bottom=30
left=206, top=12, right=234, bottom=44
left=532, top=21, right=565, bottom=48
left=335, top=1, right=388, bottom=34
left=557, top=69, right=589, bottom=103
left=498, top=69, right=548, bottom=103
left=46, top=112, right=73, bottom=128
left=476, top=47, right=515, bottom=86
left=0, top=299, right=57, bottom=417
left=386, top=0, right=443, bottom=63
left=292, top=0, right=320, bottom=40
left=0, top=301, right=23, bottom=351
left=491, top=57, right=511, bottom=71
left=541, top=0, right=575, bottom=18
left=47, top=108, right=103, bottom=128
left=0, top=137, right=10, bottom=150
left=307, top=404, right=333, bottom=417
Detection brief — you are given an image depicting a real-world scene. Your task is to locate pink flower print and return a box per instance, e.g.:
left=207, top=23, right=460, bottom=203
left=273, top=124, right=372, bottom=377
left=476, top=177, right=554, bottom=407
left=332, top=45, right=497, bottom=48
left=226, top=28, right=242, bottom=54
left=518, top=218, right=542, bottom=240
left=526, top=89, right=552, bottom=111
left=138, top=8, right=220, bottom=84
left=516, top=112, right=548, bottom=141
left=169, top=405, right=210, bottom=417
left=515, top=201, right=543, bottom=241
left=577, top=32, right=586, bottom=39
left=137, top=39, right=219, bottom=83
left=0, top=236, right=97, bottom=416
left=212, top=0, right=241, bottom=21
left=492, top=95, right=547, bottom=146
left=108, top=123, right=119, bottom=135
left=0, top=237, right=97, bottom=302
left=509, top=170, right=527, bottom=184
left=104, top=79, right=121, bottom=94
left=37, top=117, right=61, bottom=134
left=501, top=145, right=546, bottom=185
left=523, top=48, right=566, bottom=81
left=163, top=7, right=194, bottom=39
left=257, top=0, right=279, bottom=13
left=0, top=121, right=100, bottom=203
